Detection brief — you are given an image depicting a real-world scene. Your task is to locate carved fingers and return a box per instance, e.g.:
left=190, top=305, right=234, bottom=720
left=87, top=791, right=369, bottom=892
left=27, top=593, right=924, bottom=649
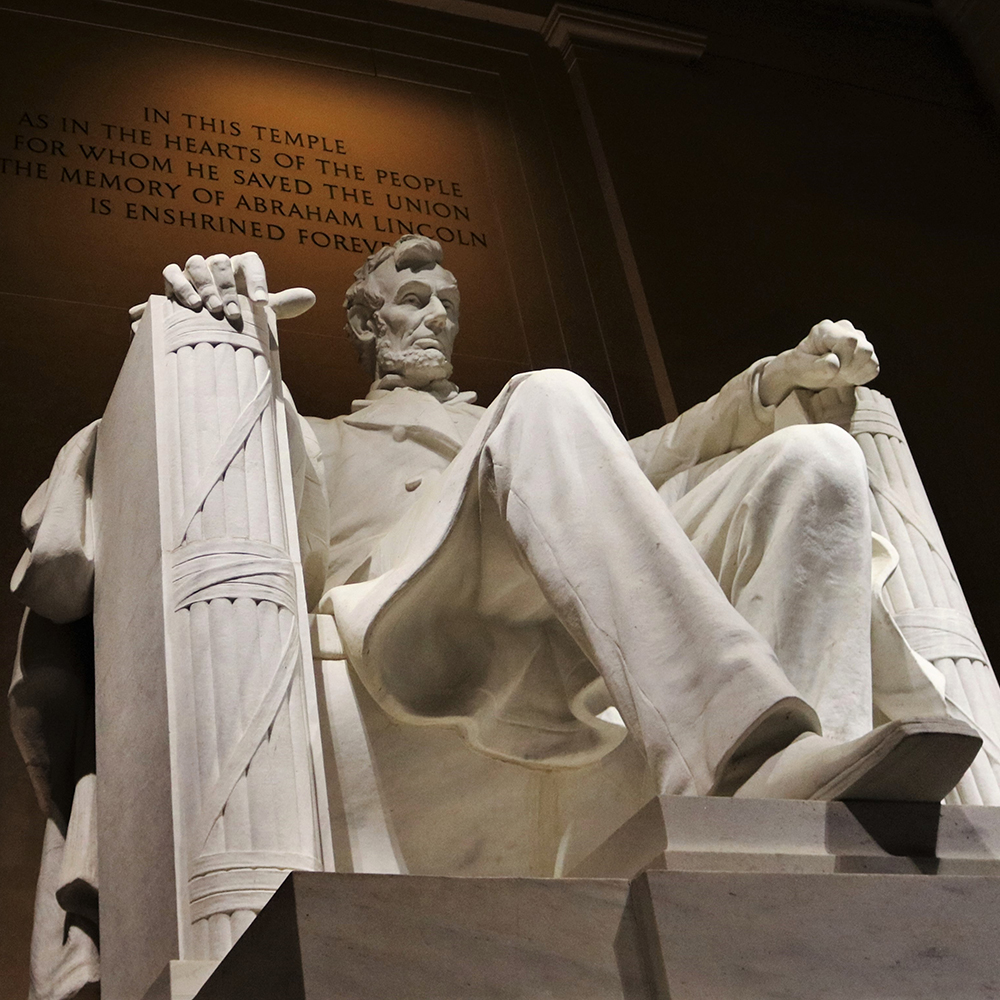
left=758, top=319, right=879, bottom=407
left=268, top=287, right=317, bottom=319
left=233, top=251, right=269, bottom=304
left=208, top=254, right=243, bottom=326
left=157, top=251, right=312, bottom=329
left=163, top=259, right=205, bottom=309
left=159, top=251, right=264, bottom=331
left=232, top=253, right=317, bottom=319
left=128, top=300, right=147, bottom=334
left=800, top=319, right=879, bottom=387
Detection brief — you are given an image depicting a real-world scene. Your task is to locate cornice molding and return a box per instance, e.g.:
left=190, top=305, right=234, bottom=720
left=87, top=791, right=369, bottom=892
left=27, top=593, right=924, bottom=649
left=384, top=0, right=545, bottom=32
left=542, top=3, right=707, bottom=66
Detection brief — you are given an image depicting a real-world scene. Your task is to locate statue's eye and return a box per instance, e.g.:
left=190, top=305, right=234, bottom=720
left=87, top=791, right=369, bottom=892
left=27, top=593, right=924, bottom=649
left=402, top=294, right=423, bottom=306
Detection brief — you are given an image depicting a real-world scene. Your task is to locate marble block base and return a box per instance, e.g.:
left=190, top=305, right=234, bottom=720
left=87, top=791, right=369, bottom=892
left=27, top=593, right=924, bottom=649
left=143, top=961, right=217, bottom=1000
left=192, top=872, right=654, bottom=999
left=572, top=795, right=1000, bottom=876
left=636, top=869, right=1000, bottom=999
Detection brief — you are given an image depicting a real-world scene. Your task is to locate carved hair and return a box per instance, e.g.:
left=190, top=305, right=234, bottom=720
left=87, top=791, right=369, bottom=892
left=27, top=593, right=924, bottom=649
left=343, top=234, right=445, bottom=377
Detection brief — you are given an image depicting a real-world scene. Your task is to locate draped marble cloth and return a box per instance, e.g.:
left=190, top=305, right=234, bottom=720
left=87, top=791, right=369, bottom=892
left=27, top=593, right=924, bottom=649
left=10, top=421, right=100, bottom=1000
left=9, top=360, right=984, bottom=999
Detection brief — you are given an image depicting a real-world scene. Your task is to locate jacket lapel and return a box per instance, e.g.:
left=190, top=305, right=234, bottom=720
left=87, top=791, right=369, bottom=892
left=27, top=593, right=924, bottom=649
left=344, top=388, right=472, bottom=458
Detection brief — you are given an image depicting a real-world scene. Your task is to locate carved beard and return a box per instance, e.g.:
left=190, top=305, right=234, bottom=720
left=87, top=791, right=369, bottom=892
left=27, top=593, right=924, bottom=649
left=374, top=316, right=453, bottom=388
left=375, top=344, right=454, bottom=387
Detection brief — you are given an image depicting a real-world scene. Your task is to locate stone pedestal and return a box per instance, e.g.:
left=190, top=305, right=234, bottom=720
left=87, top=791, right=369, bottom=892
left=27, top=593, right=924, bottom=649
left=143, top=961, right=217, bottom=1000
left=186, top=858, right=1000, bottom=1000
left=580, top=797, right=1000, bottom=998
left=635, top=869, right=1000, bottom=999
left=181, top=800, right=1000, bottom=1000
left=190, top=872, right=653, bottom=1000
left=571, top=795, right=1000, bottom=877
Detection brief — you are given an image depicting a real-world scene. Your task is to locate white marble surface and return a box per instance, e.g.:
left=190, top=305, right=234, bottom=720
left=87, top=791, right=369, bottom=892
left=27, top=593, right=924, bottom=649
left=161, top=242, right=982, bottom=809
left=316, top=652, right=655, bottom=877
left=88, top=296, right=332, bottom=1000
left=572, top=795, right=1000, bottom=877
left=195, top=872, right=651, bottom=1000
left=639, top=868, right=1000, bottom=999
left=142, top=961, right=217, bottom=1000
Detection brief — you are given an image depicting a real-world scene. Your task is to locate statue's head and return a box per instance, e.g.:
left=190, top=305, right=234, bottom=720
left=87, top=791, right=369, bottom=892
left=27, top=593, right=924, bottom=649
left=344, top=234, right=460, bottom=387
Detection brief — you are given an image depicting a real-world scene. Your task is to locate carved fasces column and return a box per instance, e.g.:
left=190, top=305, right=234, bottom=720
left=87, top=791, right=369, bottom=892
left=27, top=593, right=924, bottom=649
left=93, top=295, right=332, bottom=993
left=849, top=388, right=1000, bottom=804
left=164, top=295, right=333, bottom=954
left=777, top=386, right=1000, bottom=805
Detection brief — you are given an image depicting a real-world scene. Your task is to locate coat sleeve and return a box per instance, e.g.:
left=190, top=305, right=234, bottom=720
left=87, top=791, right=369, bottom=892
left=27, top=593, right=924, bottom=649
left=628, top=359, right=777, bottom=489
left=8, top=424, right=101, bottom=1000
left=282, top=388, right=331, bottom=611
left=10, top=420, right=100, bottom=624
left=9, top=418, right=100, bottom=827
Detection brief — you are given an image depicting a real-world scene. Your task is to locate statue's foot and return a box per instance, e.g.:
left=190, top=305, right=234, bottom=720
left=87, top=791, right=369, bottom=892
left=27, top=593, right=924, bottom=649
left=733, top=717, right=982, bottom=801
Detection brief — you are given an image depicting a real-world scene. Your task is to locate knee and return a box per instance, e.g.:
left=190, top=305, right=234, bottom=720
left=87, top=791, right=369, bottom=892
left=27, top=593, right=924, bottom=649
left=490, top=369, right=621, bottom=465
left=762, top=424, right=868, bottom=503
left=507, top=368, right=606, bottom=415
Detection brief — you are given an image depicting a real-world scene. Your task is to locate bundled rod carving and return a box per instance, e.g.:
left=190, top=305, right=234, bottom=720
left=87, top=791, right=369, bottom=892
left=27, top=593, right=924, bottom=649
left=846, top=389, right=1000, bottom=805
left=155, top=297, right=331, bottom=957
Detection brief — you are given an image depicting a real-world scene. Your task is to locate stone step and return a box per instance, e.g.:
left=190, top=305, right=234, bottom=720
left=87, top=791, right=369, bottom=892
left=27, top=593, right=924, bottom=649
left=185, top=861, right=1000, bottom=1000
left=192, top=871, right=653, bottom=1000
left=637, top=868, right=1000, bottom=999
left=571, top=796, right=1000, bottom=877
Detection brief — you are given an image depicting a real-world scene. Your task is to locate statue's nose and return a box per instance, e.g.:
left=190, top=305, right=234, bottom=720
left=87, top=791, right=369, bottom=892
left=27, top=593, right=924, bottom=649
left=425, top=298, right=449, bottom=331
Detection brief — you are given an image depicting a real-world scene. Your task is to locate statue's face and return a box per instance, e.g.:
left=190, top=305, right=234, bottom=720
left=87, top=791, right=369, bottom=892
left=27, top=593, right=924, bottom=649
left=368, top=260, right=460, bottom=385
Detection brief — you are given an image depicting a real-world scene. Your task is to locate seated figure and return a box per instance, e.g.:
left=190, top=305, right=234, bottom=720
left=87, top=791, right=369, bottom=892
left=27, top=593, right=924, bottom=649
left=13, top=234, right=990, bottom=999
left=152, top=236, right=979, bottom=803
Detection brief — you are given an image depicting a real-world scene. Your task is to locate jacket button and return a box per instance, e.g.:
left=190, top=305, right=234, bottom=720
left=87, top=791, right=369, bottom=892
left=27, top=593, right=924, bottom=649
left=392, top=425, right=407, bottom=442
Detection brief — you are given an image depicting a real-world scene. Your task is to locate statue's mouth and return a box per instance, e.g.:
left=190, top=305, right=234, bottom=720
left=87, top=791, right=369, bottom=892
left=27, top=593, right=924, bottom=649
left=411, top=335, right=444, bottom=350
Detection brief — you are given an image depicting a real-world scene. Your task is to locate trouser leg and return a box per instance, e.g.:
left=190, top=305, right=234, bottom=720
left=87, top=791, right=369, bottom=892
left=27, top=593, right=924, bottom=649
left=477, top=370, right=818, bottom=796
left=668, top=424, right=874, bottom=743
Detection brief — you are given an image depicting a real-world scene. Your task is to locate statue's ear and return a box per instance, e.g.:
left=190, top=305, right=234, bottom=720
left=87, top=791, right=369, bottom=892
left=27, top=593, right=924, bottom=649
left=346, top=305, right=376, bottom=349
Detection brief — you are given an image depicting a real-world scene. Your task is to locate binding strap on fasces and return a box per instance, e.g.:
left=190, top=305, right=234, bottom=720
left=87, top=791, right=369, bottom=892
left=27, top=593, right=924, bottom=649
left=170, top=538, right=303, bottom=850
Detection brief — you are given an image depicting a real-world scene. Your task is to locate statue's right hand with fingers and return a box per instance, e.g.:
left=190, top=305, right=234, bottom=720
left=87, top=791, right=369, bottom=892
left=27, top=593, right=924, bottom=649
left=129, top=251, right=316, bottom=331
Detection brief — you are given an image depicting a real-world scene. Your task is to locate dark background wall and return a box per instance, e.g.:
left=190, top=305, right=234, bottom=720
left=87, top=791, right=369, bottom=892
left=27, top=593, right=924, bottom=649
left=2, top=1, right=998, bottom=996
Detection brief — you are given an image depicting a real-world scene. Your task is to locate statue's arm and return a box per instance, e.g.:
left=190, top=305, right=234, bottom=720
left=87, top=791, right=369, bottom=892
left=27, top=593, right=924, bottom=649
left=629, top=360, right=776, bottom=490
left=630, top=319, right=879, bottom=489
left=282, top=392, right=332, bottom=610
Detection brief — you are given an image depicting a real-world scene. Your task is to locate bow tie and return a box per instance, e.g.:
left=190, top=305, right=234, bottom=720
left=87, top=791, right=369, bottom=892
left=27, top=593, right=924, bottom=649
left=369, top=373, right=462, bottom=402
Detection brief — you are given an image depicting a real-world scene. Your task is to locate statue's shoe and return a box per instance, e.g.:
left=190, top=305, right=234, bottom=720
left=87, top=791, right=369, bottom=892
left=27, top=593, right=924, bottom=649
left=733, top=717, right=982, bottom=802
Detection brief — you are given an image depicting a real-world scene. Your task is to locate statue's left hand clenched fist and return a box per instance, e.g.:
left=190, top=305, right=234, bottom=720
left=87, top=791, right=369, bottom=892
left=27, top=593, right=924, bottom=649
left=759, top=319, right=879, bottom=407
